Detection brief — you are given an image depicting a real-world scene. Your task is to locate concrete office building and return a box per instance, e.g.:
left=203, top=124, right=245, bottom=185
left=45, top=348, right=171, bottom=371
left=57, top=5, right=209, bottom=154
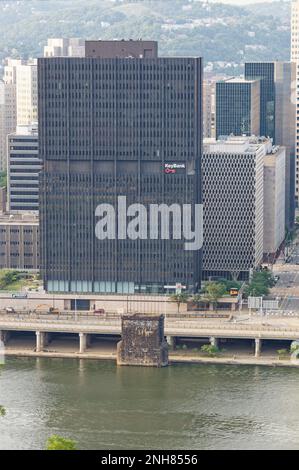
left=0, top=80, right=16, bottom=171
left=245, top=61, right=296, bottom=227
left=263, top=146, right=286, bottom=261
left=0, top=213, right=39, bottom=270
left=216, top=77, right=260, bottom=139
left=43, top=38, right=85, bottom=57
left=7, top=124, right=41, bottom=212
left=0, top=58, right=39, bottom=171
left=38, top=40, right=202, bottom=294
left=202, top=136, right=266, bottom=281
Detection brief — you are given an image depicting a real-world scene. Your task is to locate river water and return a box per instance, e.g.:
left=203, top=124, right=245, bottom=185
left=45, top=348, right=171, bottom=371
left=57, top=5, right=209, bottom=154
left=0, top=357, right=298, bottom=450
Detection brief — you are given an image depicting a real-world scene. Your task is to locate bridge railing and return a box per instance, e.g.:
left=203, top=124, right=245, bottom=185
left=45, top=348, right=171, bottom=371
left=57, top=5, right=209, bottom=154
left=1, top=313, right=299, bottom=335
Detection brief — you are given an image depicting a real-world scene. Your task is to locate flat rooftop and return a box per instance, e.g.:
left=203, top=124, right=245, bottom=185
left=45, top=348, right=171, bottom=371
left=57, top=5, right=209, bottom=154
left=0, top=213, right=39, bottom=226
left=218, top=77, right=260, bottom=84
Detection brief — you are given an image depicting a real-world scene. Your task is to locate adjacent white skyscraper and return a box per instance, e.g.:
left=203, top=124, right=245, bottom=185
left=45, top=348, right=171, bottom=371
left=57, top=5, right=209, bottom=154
left=43, top=38, right=85, bottom=57
left=16, top=59, right=38, bottom=126
left=0, top=59, right=20, bottom=171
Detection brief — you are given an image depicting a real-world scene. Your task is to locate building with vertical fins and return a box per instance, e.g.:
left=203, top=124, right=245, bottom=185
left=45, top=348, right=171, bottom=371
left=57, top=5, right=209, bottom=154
left=38, top=40, right=202, bottom=295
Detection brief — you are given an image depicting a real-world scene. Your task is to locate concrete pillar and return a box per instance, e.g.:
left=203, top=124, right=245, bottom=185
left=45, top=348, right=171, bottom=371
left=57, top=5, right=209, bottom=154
left=36, top=331, right=42, bottom=353
left=86, top=334, right=92, bottom=348
left=40, top=332, right=51, bottom=350
left=166, top=336, right=176, bottom=350
left=36, top=332, right=50, bottom=352
left=0, top=331, right=10, bottom=345
left=255, top=338, right=262, bottom=358
left=79, top=333, right=87, bottom=354
left=210, top=336, right=219, bottom=348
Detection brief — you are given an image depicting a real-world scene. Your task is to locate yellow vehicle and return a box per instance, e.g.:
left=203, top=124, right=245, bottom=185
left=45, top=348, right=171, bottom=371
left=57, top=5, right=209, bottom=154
left=230, top=288, right=239, bottom=297
left=34, top=305, right=59, bottom=314
left=48, top=307, right=60, bottom=315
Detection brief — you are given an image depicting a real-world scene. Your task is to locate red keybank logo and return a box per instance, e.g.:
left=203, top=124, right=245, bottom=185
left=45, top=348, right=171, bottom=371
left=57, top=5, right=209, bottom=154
left=164, top=163, right=186, bottom=174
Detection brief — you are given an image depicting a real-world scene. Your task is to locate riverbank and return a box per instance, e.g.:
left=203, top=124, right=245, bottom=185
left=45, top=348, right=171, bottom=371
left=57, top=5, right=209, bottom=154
left=3, top=348, right=299, bottom=368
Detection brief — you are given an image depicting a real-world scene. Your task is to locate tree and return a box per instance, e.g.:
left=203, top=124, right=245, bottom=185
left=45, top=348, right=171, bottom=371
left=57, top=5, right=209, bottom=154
left=0, top=172, right=6, bottom=189
left=0, top=270, right=22, bottom=290
left=169, top=292, right=190, bottom=314
left=200, top=282, right=226, bottom=310
left=46, top=435, right=77, bottom=450
left=277, top=349, right=289, bottom=360
left=200, top=344, right=220, bottom=357
left=244, top=270, right=275, bottom=297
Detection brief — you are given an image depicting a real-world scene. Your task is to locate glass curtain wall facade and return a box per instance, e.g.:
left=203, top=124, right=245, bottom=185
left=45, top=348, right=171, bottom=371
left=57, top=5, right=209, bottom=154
left=216, top=79, right=260, bottom=139
left=245, top=62, right=275, bottom=140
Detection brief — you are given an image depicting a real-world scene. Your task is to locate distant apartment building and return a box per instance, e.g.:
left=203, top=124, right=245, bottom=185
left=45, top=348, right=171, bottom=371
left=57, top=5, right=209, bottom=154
left=216, top=77, right=260, bottom=139
left=43, top=38, right=85, bottom=57
left=202, top=137, right=268, bottom=281
left=7, top=124, right=41, bottom=212
left=0, top=213, right=39, bottom=270
left=16, top=59, right=38, bottom=126
left=263, top=146, right=286, bottom=261
left=245, top=61, right=296, bottom=227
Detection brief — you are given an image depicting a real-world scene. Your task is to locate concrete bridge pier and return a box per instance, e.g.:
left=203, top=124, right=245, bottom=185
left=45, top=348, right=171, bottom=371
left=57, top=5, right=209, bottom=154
left=255, top=338, right=262, bottom=358
left=36, top=331, right=50, bottom=353
left=79, top=333, right=90, bottom=354
left=41, top=332, right=51, bottom=350
left=210, top=336, right=219, bottom=348
left=166, top=336, right=176, bottom=350
left=0, top=330, right=10, bottom=345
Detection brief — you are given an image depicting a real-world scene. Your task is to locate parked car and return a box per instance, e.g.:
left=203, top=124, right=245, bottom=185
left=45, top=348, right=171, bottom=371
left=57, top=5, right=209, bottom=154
left=94, top=308, right=105, bottom=315
left=5, top=307, right=15, bottom=314
left=48, top=307, right=60, bottom=314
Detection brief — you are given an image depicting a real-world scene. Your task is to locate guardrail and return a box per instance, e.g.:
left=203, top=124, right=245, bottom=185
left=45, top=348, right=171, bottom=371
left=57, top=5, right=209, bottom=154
left=1, top=314, right=299, bottom=335
left=0, top=310, right=231, bottom=321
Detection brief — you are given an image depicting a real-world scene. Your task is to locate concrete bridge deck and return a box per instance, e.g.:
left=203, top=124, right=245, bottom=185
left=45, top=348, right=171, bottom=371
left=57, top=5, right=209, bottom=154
left=1, top=314, right=299, bottom=341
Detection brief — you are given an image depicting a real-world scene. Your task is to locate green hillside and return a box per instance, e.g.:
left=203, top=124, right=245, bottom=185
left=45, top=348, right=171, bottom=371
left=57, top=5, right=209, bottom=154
left=0, top=0, right=291, bottom=73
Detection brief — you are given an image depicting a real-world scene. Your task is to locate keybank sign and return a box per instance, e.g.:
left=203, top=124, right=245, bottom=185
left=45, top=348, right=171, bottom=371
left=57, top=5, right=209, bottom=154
left=95, top=196, right=203, bottom=251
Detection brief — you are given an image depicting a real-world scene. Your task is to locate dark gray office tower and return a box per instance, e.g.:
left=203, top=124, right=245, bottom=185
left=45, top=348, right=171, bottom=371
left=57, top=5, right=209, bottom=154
left=216, top=78, right=260, bottom=139
left=245, top=62, right=296, bottom=228
left=245, top=62, right=275, bottom=140
left=38, top=41, right=202, bottom=294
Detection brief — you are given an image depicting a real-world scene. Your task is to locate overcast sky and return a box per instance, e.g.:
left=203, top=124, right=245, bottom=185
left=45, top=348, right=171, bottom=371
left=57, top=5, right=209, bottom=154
left=214, top=0, right=289, bottom=4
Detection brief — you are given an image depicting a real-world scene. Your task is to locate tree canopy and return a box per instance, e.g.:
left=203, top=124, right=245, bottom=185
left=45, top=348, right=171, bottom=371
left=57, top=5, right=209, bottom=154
left=46, top=435, right=77, bottom=451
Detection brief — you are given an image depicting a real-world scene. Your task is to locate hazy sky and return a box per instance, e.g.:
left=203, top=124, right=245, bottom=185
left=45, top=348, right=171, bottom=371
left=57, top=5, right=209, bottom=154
left=215, top=0, right=288, bottom=4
